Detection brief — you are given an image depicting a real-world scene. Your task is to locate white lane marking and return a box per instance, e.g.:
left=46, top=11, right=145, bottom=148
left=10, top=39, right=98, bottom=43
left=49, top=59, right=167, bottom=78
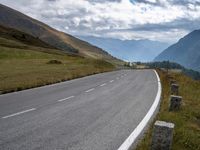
left=100, top=83, right=107, bottom=87
left=117, top=70, right=162, bottom=150
left=58, top=96, right=75, bottom=102
left=85, top=88, right=95, bottom=93
left=110, top=80, right=114, bottom=83
left=2, top=108, right=36, bottom=119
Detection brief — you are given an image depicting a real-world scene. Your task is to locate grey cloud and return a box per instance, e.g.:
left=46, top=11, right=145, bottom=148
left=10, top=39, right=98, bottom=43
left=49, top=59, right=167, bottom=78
left=87, top=0, right=121, bottom=2
left=131, top=0, right=166, bottom=6
left=0, top=0, right=200, bottom=43
left=132, top=0, right=200, bottom=7
left=124, top=18, right=200, bottom=32
left=170, top=0, right=200, bottom=5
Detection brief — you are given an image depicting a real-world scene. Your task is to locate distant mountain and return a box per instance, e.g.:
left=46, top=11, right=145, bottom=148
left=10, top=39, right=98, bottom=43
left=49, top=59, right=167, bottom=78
left=78, top=36, right=169, bottom=62
left=0, top=4, right=121, bottom=64
left=155, top=30, right=200, bottom=71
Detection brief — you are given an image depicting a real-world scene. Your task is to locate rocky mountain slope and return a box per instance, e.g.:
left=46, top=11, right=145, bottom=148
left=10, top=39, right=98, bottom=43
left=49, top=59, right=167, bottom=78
left=155, top=30, right=200, bottom=71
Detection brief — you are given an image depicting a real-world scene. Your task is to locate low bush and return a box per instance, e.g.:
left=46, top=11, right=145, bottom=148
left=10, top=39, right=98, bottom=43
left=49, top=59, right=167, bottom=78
left=47, top=59, right=62, bottom=64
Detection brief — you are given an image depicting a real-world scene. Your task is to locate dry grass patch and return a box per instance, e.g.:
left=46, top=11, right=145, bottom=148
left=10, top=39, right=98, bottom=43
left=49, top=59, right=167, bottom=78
left=0, top=47, right=115, bottom=93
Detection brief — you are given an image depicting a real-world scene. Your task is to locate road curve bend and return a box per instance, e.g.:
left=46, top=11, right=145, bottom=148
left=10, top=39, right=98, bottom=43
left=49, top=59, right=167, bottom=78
left=0, top=69, right=161, bottom=150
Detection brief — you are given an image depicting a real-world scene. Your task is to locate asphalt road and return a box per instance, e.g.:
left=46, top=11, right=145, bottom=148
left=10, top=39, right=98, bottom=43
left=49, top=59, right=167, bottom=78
left=0, top=69, right=158, bottom=150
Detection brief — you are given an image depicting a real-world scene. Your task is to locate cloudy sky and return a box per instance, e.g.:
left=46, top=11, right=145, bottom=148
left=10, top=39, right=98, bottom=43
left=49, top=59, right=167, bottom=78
left=0, top=0, right=200, bottom=43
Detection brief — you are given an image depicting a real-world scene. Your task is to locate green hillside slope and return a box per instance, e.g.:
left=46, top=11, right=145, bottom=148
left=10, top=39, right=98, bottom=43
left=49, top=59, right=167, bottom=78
left=0, top=4, right=122, bottom=65
left=0, top=25, right=115, bottom=93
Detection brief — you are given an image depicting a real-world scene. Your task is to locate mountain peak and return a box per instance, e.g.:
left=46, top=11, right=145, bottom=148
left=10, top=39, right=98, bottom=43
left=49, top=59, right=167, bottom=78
left=155, top=29, right=200, bottom=71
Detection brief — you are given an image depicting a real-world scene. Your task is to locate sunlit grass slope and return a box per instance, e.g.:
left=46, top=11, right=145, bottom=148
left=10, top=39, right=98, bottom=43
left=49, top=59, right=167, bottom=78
left=0, top=26, right=116, bottom=94
left=0, top=46, right=115, bottom=93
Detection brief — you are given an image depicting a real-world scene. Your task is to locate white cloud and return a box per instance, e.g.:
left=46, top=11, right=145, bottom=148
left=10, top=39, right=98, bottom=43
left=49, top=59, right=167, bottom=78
left=102, top=28, right=188, bottom=43
left=0, top=0, right=200, bottom=43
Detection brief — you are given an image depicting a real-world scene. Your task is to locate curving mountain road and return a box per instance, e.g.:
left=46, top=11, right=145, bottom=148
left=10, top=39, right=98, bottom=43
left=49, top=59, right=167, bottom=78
left=0, top=69, right=159, bottom=150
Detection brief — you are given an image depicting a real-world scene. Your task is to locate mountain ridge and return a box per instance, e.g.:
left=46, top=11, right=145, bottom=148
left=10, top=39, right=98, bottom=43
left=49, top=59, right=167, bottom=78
left=78, top=36, right=169, bottom=62
left=154, top=29, right=200, bottom=71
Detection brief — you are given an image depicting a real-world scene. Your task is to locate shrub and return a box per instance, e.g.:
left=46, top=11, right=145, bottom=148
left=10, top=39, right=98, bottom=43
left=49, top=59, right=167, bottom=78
left=47, top=59, right=62, bottom=64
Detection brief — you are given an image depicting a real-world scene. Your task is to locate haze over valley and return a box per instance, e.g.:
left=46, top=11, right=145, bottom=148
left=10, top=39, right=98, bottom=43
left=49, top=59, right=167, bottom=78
left=78, top=36, right=170, bottom=62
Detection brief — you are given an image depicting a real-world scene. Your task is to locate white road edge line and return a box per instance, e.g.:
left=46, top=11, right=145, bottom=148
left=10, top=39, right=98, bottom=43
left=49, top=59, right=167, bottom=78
left=110, top=80, right=114, bottom=83
left=85, top=88, right=95, bottom=93
left=2, top=108, right=36, bottom=119
left=58, top=96, right=75, bottom=102
left=117, top=70, right=162, bottom=150
left=100, top=83, right=107, bottom=87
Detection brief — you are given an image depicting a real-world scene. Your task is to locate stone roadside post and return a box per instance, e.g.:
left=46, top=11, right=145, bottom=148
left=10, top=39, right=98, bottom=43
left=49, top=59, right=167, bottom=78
left=169, top=95, right=182, bottom=111
left=171, top=84, right=179, bottom=95
left=151, top=121, right=175, bottom=150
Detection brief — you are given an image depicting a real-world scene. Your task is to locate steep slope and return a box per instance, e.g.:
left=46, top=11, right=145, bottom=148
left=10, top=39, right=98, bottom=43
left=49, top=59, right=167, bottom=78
left=0, top=4, right=119, bottom=62
left=0, top=24, right=76, bottom=56
left=78, top=36, right=169, bottom=62
left=0, top=25, right=54, bottom=49
left=155, top=30, right=200, bottom=71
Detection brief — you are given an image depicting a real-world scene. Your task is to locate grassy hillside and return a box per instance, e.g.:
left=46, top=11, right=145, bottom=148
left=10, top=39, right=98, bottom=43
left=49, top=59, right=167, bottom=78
left=0, top=4, right=123, bottom=65
left=0, top=47, right=115, bottom=93
left=0, top=26, right=115, bottom=93
left=136, top=70, right=200, bottom=150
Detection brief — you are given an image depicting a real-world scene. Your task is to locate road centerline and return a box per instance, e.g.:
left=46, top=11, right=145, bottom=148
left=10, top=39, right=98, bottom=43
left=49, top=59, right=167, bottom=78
left=100, top=83, right=107, bottom=87
left=85, top=88, right=95, bottom=93
left=58, top=96, right=75, bottom=102
left=2, top=108, right=36, bottom=119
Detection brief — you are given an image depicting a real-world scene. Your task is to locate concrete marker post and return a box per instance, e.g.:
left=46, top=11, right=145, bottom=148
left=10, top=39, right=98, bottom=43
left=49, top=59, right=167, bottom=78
left=169, top=95, right=182, bottom=111
left=171, top=84, right=179, bottom=95
left=151, top=121, right=175, bottom=150
left=170, top=80, right=176, bottom=85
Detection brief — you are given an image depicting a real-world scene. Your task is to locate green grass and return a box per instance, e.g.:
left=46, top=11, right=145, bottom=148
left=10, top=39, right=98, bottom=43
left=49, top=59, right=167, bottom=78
left=0, top=46, right=115, bottom=93
left=136, top=70, right=200, bottom=150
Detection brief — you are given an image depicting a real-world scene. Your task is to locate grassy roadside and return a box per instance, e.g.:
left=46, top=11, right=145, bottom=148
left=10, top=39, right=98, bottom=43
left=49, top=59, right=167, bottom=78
left=136, top=69, right=200, bottom=150
left=0, top=47, right=115, bottom=94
